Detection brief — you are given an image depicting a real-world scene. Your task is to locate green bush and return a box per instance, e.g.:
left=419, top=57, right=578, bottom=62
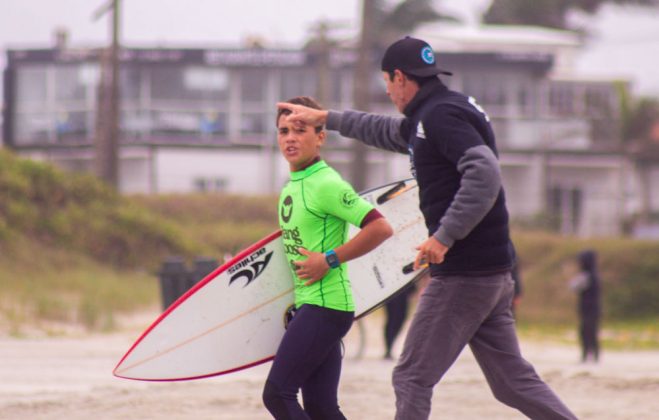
left=0, top=150, right=197, bottom=268
left=6, top=147, right=655, bottom=333
left=0, top=150, right=279, bottom=333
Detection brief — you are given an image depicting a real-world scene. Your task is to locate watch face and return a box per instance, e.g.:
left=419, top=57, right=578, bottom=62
left=326, top=252, right=340, bottom=268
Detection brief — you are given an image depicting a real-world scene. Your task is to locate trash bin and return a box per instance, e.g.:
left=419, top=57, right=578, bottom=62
left=158, top=256, right=188, bottom=310
left=189, top=256, right=218, bottom=289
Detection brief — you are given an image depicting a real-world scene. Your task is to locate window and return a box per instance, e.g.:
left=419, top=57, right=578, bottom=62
left=121, top=67, right=142, bottom=101
left=240, top=113, right=266, bottom=135
left=463, top=74, right=506, bottom=110
left=200, top=112, right=227, bottom=135
left=194, top=177, right=228, bottom=192
left=547, top=186, right=582, bottom=234
left=55, top=110, right=88, bottom=140
left=54, top=65, right=88, bottom=102
left=549, top=84, right=575, bottom=116
left=15, top=112, right=51, bottom=143
left=241, top=69, right=267, bottom=102
left=280, top=69, right=317, bottom=101
left=151, top=66, right=229, bottom=101
left=16, top=67, right=48, bottom=109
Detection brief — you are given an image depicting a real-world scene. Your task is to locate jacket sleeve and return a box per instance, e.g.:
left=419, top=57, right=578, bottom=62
left=326, top=110, right=409, bottom=154
left=427, top=109, right=502, bottom=248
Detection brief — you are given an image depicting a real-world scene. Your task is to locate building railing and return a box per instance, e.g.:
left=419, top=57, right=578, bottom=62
left=493, top=116, right=593, bottom=151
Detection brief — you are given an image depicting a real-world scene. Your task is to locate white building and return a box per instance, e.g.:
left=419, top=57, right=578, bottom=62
left=3, top=25, right=659, bottom=236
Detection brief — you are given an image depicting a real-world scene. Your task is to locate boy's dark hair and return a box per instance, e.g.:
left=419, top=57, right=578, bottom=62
left=276, top=96, right=324, bottom=133
left=385, top=70, right=437, bottom=87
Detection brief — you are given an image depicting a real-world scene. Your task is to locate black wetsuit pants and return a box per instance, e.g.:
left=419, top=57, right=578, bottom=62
left=579, top=311, right=600, bottom=362
left=263, top=304, right=354, bottom=420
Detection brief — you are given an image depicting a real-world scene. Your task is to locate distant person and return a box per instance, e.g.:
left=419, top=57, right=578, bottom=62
left=383, top=271, right=432, bottom=359
left=262, top=96, right=393, bottom=419
left=569, top=249, right=601, bottom=363
left=383, top=282, right=415, bottom=360
left=278, top=36, right=577, bottom=420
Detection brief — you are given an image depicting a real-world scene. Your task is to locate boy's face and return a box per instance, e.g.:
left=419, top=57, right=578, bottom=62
left=277, top=113, right=325, bottom=171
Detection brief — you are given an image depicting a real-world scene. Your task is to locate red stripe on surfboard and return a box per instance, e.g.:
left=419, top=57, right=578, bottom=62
left=113, top=229, right=283, bottom=379
left=114, top=355, right=276, bottom=382
left=114, top=286, right=293, bottom=379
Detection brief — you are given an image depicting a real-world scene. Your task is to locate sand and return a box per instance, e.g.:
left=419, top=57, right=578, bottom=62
left=1, top=311, right=658, bottom=420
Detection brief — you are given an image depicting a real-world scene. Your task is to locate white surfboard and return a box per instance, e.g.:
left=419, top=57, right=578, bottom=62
left=114, top=178, right=427, bottom=381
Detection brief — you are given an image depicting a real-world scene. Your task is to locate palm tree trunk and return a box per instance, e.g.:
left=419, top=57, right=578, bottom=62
left=350, top=0, right=377, bottom=191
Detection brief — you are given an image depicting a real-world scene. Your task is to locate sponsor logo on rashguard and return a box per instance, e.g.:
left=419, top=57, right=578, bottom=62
left=340, top=190, right=358, bottom=208
left=281, top=195, right=293, bottom=223
left=282, top=226, right=303, bottom=256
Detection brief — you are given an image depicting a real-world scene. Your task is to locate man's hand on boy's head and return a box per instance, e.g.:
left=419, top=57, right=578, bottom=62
left=293, top=248, right=329, bottom=286
left=277, top=102, right=328, bottom=127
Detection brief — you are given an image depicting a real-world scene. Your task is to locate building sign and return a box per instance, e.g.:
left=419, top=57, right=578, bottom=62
left=7, top=47, right=308, bottom=67
left=203, top=49, right=307, bottom=66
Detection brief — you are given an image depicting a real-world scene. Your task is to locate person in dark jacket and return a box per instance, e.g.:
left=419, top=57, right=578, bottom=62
left=569, top=249, right=602, bottom=363
left=383, top=282, right=415, bottom=360
left=278, top=37, right=576, bottom=420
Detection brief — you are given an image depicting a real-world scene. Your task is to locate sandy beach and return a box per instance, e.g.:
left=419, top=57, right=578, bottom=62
left=1, top=310, right=658, bottom=420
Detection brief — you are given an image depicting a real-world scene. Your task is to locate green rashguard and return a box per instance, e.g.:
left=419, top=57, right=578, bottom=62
left=279, top=160, right=374, bottom=312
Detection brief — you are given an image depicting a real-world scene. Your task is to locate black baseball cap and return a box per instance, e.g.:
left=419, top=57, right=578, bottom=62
left=381, top=36, right=452, bottom=77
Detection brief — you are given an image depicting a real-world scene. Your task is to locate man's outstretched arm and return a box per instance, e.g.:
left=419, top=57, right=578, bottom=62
left=277, top=102, right=408, bottom=154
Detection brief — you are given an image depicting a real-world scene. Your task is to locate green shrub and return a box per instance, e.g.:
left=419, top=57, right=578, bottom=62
left=0, top=150, right=197, bottom=268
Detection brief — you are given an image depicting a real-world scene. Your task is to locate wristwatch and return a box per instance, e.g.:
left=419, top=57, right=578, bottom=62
left=325, top=250, right=340, bottom=269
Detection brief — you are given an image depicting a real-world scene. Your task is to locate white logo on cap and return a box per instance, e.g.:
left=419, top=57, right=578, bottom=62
left=421, top=46, right=435, bottom=64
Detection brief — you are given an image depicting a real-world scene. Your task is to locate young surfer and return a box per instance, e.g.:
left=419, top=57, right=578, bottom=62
left=262, top=96, right=393, bottom=419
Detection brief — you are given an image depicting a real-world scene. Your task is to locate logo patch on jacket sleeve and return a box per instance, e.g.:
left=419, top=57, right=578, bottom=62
left=416, top=121, right=426, bottom=139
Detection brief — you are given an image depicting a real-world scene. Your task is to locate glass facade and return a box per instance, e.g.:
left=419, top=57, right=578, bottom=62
left=14, top=64, right=97, bottom=144
left=8, top=56, right=346, bottom=146
left=5, top=47, right=621, bottom=150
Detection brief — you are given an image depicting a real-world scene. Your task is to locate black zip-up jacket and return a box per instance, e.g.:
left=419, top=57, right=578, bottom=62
left=577, top=250, right=601, bottom=316
left=326, top=78, right=514, bottom=275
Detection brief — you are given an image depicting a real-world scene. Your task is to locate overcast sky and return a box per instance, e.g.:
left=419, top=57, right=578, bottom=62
left=1, top=0, right=658, bottom=96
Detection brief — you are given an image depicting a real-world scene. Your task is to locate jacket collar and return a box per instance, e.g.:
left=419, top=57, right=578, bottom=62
left=403, top=78, right=448, bottom=118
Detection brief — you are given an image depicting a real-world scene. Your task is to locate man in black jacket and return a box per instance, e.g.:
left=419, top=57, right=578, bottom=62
left=278, top=36, right=576, bottom=420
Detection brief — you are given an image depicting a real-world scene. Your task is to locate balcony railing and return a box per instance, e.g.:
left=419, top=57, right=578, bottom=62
left=492, top=117, right=592, bottom=151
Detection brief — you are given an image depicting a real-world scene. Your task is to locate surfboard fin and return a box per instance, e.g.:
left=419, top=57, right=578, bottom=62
left=377, top=181, right=411, bottom=205
left=402, top=261, right=428, bottom=274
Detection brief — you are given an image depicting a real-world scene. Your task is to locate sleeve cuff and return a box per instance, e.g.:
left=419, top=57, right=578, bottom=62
left=433, top=227, right=455, bottom=248
left=326, top=110, right=343, bottom=131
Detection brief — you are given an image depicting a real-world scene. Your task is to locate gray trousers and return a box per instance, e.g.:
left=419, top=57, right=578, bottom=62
left=392, top=272, right=577, bottom=420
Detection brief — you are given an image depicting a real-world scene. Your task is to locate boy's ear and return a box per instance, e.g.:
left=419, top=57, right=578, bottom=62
left=317, top=130, right=326, bottom=146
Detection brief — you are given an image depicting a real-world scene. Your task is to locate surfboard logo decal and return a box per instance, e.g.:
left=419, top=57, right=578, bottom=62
left=372, top=265, right=385, bottom=289
left=281, top=195, right=293, bottom=223
left=229, top=249, right=274, bottom=287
